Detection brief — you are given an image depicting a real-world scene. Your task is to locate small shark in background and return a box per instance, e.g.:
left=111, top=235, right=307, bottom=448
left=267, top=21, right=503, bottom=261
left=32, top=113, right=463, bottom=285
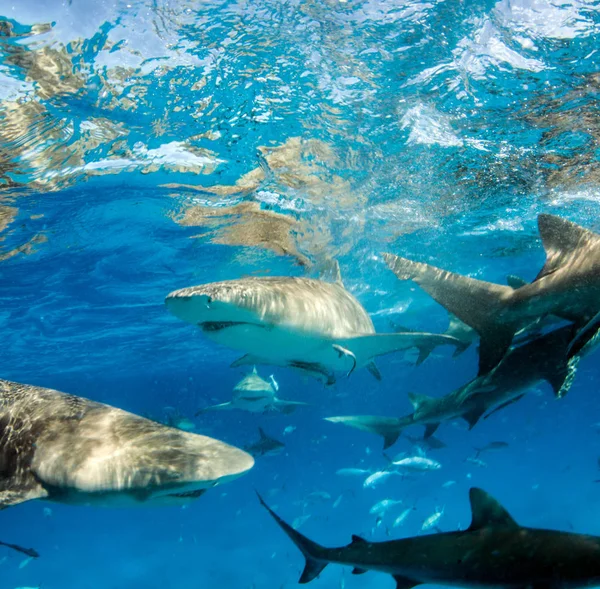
left=165, top=263, right=460, bottom=384
left=258, top=487, right=600, bottom=589
left=197, top=367, right=308, bottom=415
left=0, top=379, right=254, bottom=509
left=325, top=323, right=588, bottom=448
left=244, top=428, right=285, bottom=457
left=384, top=214, right=600, bottom=374
left=0, top=539, right=39, bottom=558
left=391, top=313, right=476, bottom=364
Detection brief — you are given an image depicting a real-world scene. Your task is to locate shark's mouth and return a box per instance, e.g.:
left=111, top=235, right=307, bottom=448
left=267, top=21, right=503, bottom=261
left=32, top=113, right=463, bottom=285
left=169, top=489, right=207, bottom=499
left=199, top=321, right=251, bottom=332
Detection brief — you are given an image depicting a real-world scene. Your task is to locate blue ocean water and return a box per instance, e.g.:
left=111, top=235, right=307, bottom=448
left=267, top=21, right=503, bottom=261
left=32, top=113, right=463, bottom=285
left=1, top=0, right=600, bottom=587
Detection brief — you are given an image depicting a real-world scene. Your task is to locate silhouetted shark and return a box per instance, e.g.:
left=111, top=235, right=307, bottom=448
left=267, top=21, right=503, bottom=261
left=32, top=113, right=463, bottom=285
left=258, top=487, right=600, bottom=588
left=325, top=323, right=584, bottom=448
left=244, top=428, right=285, bottom=457
left=384, top=214, right=600, bottom=373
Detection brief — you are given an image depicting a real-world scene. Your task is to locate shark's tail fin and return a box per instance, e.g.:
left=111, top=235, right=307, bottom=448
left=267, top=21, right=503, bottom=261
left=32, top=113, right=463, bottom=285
left=382, top=253, right=516, bottom=374
left=256, top=492, right=329, bottom=583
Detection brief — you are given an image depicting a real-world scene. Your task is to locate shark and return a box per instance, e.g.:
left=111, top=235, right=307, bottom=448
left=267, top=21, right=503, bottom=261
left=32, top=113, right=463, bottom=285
left=243, top=427, right=285, bottom=457
left=0, top=379, right=254, bottom=509
left=325, top=323, right=586, bottom=449
left=258, top=487, right=600, bottom=589
left=0, top=539, right=39, bottom=558
left=383, top=214, right=600, bottom=374
left=165, top=274, right=460, bottom=385
left=197, top=367, right=308, bottom=415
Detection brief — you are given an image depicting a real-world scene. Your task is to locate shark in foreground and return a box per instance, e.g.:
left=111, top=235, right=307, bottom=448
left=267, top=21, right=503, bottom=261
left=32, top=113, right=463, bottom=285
left=0, top=379, right=254, bottom=509
left=384, top=214, right=600, bottom=374
left=325, top=323, right=587, bottom=449
left=165, top=275, right=460, bottom=384
left=197, top=367, right=308, bottom=415
left=259, top=487, right=600, bottom=589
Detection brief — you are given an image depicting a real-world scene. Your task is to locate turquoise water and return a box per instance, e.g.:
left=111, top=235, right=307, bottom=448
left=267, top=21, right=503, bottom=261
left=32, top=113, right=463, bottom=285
left=1, top=1, right=600, bottom=587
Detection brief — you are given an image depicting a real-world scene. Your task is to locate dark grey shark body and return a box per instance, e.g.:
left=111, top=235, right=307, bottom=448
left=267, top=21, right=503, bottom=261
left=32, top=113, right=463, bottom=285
left=384, top=214, right=600, bottom=374
left=244, top=428, right=285, bottom=457
left=326, top=324, right=582, bottom=449
left=259, top=487, right=600, bottom=589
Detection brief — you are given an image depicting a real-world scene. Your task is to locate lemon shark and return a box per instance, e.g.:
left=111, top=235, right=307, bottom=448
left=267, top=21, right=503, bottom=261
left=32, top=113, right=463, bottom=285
left=165, top=275, right=460, bottom=384
left=258, top=487, right=600, bottom=589
left=197, top=367, right=308, bottom=415
left=325, top=322, right=589, bottom=449
left=0, top=379, right=254, bottom=509
left=384, top=214, right=600, bottom=374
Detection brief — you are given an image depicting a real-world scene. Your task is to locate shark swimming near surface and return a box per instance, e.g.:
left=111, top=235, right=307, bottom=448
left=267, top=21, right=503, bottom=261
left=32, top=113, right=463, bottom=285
left=165, top=270, right=460, bottom=385
left=384, top=214, right=600, bottom=374
left=258, top=487, right=600, bottom=589
left=0, top=379, right=254, bottom=509
left=325, top=322, right=590, bottom=448
left=197, top=367, right=308, bottom=415
left=0, top=539, right=39, bottom=558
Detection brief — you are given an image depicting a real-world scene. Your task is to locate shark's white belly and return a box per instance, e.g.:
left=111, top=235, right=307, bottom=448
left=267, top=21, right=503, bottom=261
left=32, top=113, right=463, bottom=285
left=204, top=323, right=355, bottom=370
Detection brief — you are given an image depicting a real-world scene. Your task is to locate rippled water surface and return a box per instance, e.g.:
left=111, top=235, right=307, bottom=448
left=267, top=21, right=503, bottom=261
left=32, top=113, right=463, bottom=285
left=1, top=1, right=600, bottom=588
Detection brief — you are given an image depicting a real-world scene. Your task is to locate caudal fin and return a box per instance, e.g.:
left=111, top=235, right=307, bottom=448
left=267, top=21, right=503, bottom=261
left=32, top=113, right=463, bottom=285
left=256, top=492, right=329, bottom=583
left=382, top=253, right=517, bottom=374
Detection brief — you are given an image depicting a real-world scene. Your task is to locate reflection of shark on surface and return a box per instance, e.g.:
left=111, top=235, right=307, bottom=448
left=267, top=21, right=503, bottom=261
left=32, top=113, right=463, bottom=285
left=325, top=323, right=590, bottom=449
left=244, top=428, right=285, bottom=457
left=384, top=214, right=600, bottom=374
left=165, top=266, right=460, bottom=385
left=258, top=487, right=600, bottom=589
left=197, top=367, right=308, bottom=415
left=0, top=379, right=254, bottom=509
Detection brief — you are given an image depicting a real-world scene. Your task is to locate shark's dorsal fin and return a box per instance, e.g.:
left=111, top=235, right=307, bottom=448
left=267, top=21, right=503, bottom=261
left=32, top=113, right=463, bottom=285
left=258, top=427, right=268, bottom=439
left=351, top=534, right=368, bottom=545
left=468, top=488, right=518, bottom=530
left=536, top=214, right=599, bottom=280
left=423, top=423, right=439, bottom=439
left=407, top=392, right=434, bottom=412
left=252, top=366, right=258, bottom=374
left=318, top=258, right=344, bottom=288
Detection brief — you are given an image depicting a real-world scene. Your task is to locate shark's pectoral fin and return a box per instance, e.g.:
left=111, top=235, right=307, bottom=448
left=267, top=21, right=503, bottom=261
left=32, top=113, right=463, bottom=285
left=288, top=361, right=336, bottom=386
left=367, top=361, right=382, bottom=381
left=0, top=484, right=48, bottom=510
left=423, top=423, right=439, bottom=439
left=231, top=354, right=261, bottom=368
left=483, top=395, right=525, bottom=420
left=393, top=575, right=421, bottom=589
left=461, top=404, right=487, bottom=430
left=276, top=400, right=309, bottom=415
left=195, top=402, right=232, bottom=416
left=352, top=567, right=368, bottom=575
left=383, top=431, right=401, bottom=450
left=332, top=344, right=357, bottom=377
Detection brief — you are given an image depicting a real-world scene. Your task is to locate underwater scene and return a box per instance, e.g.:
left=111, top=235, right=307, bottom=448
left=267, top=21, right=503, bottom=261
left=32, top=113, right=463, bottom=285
left=1, top=0, right=600, bottom=588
